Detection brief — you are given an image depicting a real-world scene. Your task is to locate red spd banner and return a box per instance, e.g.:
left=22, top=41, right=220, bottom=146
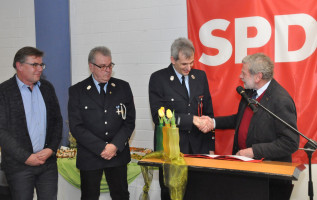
left=187, top=0, right=317, bottom=163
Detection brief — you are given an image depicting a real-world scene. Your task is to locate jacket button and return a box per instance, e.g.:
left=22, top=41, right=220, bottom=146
left=104, top=110, right=107, bottom=113
left=188, top=113, right=190, bottom=115
left=105, top=132, right=108, bottom=135
left=188, top=131, right=190, bottom=133
left=105, top=121, right=108, bottom=124
left=188, top=104, right=190, bottom=106
left=85, top=106, right=88, bottom=109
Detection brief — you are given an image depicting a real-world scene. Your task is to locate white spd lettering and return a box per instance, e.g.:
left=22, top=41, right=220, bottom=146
left=199, top=14, right=317, bottom=66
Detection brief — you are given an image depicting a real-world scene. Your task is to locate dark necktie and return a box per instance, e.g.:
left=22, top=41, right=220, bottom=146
left=251, top=90, right=258, bottom=99
left=99, top=83, right=106, bottom=102
left=181, top=76, right=189, bottom=98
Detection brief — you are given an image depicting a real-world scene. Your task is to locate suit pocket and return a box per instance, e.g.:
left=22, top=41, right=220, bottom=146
left=162, top=96, right=186, bottom=111
left=80, top=104, right=101, bottom=124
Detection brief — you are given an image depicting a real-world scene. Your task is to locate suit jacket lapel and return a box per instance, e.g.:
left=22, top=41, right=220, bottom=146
left=104, top=78, right=115, bottom=108
left=84, top=76, right=104, bottom=107
left=8, top=75, right=32, bottom=140
left=167, top=64, right=189, bottom=101
left=188, top=71, right=198, bottom=102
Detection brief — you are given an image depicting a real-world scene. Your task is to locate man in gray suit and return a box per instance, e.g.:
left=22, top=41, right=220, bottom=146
left=0, top=46, right=63, bottom=200
left=212, top=53, right=299, bottom=199
left=213, top=53, right=299, bottom=162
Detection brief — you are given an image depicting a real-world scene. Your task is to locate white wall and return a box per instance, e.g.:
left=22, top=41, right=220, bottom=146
left=0, top=0, right=315, bottom=199
left=69, top=0, right=188, bottom=149
left=0, top=0, right=36, bottom=81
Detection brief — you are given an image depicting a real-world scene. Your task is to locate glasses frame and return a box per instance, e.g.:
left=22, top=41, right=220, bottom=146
left=91, top=62, right=115, bottom=70
left=23, top=62, right=46, bottom=69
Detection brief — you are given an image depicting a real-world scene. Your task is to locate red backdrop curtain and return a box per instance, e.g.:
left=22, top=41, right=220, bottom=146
left=187, top=0, right=317, bottom=163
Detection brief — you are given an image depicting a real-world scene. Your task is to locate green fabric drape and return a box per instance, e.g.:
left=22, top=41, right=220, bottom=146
left=57, top=158, right=141, bottom=192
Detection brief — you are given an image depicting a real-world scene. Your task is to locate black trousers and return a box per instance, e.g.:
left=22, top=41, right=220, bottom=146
left=80, top=165, right=129, bottom=200
left=5, top=163, right=58, bottom=200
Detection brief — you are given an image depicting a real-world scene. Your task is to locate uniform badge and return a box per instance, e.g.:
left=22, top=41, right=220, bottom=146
left=116, top=103, right=127, bottom=120
left=170, top=76, right=174, bottom=81
left=87, top=85, right=91, bottom=90
left=191, top=75, right=195, bottom=79
left=111, top=83, right=116, bottom=87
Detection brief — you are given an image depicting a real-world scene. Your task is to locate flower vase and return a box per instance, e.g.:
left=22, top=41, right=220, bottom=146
left=167, top=126, right=180, bottom=160
left=163, top=124, right=170, bottom=156
left=155, top=123, right=164, bottom=151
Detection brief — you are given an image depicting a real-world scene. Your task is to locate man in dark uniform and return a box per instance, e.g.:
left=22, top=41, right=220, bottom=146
left=68, top=46, right=136, bottom=200
left=149, top=38, right=214, bottom=200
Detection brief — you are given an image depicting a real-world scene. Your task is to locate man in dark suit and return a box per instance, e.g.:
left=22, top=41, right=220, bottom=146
left=213, top=53, right=299, bottom=199
left=0, top=46, right=63, bottom=200
left=149, top=38, right=214, bottom=200
left=68, top=46, right=135, bottom=200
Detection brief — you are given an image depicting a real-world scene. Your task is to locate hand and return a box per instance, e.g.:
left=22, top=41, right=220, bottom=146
left=25, top=154, right=45, bottom=166
left=193, top=116, right=214, bottom=133
left=36, top=148, right=53, bottom=162
left=200, top=116, right=214, bottom=133
left=236, top=148, right=254, bottom=158
left=100, top=144, right=118, bottom=160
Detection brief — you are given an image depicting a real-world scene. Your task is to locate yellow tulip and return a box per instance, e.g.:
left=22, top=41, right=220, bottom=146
left=158, top=108, right=165, bottom=118
left=160, top=107, right=165, bottom=113
left=166, top=109, right=173, bottom=119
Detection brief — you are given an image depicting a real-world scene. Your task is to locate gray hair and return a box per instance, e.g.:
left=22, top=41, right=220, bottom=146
left=88, top=46, right=112, bottom=63
left=242, top=53, right=274, bottom=80
left=171, top=37, right=195, bottom=61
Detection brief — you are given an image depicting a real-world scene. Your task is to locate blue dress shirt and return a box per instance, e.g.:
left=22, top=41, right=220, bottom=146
left=16, top=75, right=47, bottom=153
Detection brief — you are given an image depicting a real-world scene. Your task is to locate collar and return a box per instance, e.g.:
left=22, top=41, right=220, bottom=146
left=172, top=65, right=188, bottom=83
left=91, top=74, right=108, bottom=89
left=256, top=80, right=271, bottom=98
left=15, top=74, right=41, bottom=90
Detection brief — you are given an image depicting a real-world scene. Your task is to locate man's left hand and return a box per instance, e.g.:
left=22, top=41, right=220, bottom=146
left=36, top=148, right=53, bottom=162
left=101, top=144, right=117, bottom=160
left=236, top=148, right=254, bottom=158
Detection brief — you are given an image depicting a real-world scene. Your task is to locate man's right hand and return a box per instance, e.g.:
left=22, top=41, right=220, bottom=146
left=193, top=115, right=214, bottom=133
left=25, top=154, right=45, bottom=166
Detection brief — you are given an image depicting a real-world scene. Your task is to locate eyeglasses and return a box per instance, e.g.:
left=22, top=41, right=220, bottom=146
left=23, top=62, right=46, bottom=69
left=91, top=62, right=115, bottom=70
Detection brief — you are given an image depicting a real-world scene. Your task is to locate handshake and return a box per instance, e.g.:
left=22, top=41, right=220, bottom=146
left=193, top=115, right=215, bottom=133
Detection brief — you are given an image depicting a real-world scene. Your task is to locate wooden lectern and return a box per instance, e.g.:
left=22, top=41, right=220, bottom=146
left=138, top=157, right=305, bottom=200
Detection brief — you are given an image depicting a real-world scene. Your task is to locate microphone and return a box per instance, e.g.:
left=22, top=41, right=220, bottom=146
left=236, top=86, right=258, bottom=112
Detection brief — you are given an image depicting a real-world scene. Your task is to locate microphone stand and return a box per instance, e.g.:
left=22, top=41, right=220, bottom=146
left=250, top=98, right=317, bottom=200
